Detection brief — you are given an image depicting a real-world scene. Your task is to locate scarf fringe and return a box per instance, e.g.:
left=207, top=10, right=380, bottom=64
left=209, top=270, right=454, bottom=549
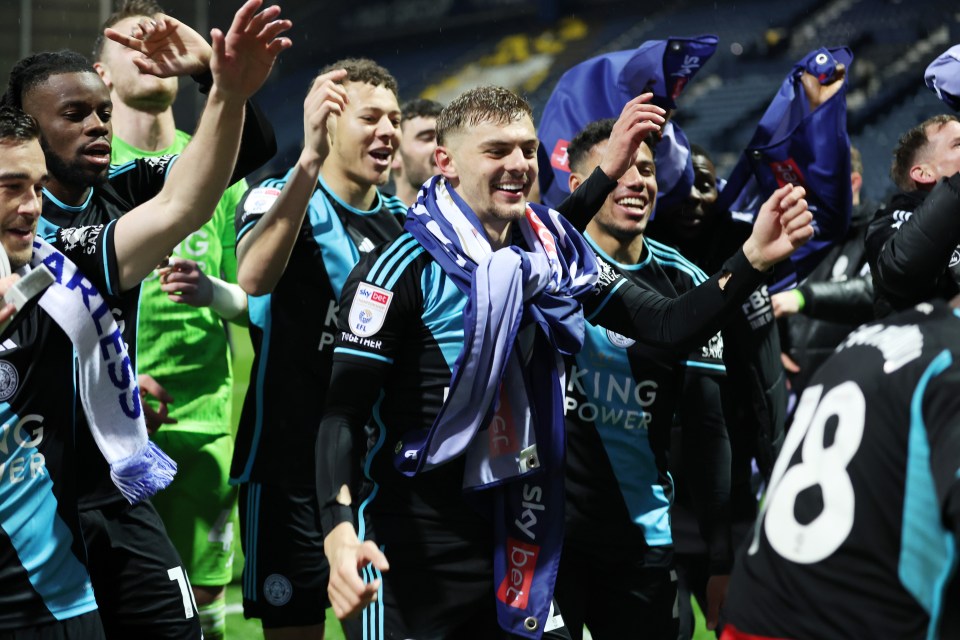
left=109, top=441, right=178, bottom=503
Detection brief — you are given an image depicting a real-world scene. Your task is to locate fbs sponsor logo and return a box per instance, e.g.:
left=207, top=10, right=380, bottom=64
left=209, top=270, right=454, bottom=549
left=347, top=282, right=393, bottom=338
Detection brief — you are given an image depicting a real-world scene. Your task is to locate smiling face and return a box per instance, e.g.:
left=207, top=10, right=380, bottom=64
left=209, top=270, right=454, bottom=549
left=325, top=80, right=401, bottom=190
left=582, top=139, right=658, bottom=242
left=0, top=139, right=46, bottom=269
left=21, top=71, right=113, bottom=192
left=437, top=114, right=538, bottom=233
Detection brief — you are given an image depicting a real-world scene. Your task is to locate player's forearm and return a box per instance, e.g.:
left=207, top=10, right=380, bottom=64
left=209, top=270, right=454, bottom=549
left=589, top=249, right=766, bottom=350
left=162, top=86, right=246, bottom=235
left=237, top=150, right=323, bottom=295
left=114, top=88, right=245, bottom=291
left=874, top=175, right=960, bottom=294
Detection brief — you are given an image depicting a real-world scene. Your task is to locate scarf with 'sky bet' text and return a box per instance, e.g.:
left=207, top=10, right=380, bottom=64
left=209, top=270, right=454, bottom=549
left=30, top=236, right=176, bottom=503
left=399, top=175, right=598, bottom=638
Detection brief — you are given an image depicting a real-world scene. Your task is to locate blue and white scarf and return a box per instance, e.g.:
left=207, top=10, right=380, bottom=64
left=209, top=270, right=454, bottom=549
left=398, top=176, right=597, bottom=638
left=30, top=237, right=176, bottom=503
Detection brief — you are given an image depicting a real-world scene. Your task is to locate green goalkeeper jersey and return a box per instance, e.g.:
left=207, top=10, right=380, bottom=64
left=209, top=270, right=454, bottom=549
left=112, top=131, right=248, bottom=434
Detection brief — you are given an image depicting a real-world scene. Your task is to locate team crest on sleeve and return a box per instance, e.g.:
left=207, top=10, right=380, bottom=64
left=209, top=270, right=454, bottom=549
left=348, top=282, right=393, bottom=337
left=0, top=361, right=18, bottom=401
left=243, top=187, right=282, bottom=216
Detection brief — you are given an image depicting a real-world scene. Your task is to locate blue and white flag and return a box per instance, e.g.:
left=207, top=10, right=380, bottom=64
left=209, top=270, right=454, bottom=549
left=537, top=35, right=718, bottom=210
left=926, top=44, right=960, bottom=110
left=400, top=175, right=597, bottom=638
left=716, top=47, right=854, bottom=291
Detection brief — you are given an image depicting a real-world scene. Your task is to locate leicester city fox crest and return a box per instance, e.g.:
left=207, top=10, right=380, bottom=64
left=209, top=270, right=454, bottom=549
left=348, top=282, right=393, bottom=337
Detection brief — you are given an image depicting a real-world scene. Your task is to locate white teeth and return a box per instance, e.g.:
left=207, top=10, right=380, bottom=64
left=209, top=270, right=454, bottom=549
left=617, top=197, right=646, bottom=208
left=497, top=183, right=524, bottom=192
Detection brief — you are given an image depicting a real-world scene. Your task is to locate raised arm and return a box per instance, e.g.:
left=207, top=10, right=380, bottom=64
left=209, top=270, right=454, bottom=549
left=866, top=175, right=960, bottom=310
left=588, top=184, right=813, bottom=348
left=236, top=69, right=348, bottom=295
left=112, top=0, right=291, bottom=292
left=557, top=94, right=664, bottom=231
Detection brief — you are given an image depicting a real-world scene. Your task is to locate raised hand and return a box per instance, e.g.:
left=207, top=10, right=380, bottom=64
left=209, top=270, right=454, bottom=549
left=743, top=184, right=814, bottom=271
left=209, top=0, right=293, bottom=101
left=599, top=93, right=667, bottom=181
left=801, top=63, right=846, bottom=111
left=303, top=69, right=349, bottom=166
left=104, top=13, right=212, bottom=78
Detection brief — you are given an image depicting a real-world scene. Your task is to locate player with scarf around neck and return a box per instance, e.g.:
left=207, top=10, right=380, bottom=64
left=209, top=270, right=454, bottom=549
left=317, top=86, right=813, bottom=639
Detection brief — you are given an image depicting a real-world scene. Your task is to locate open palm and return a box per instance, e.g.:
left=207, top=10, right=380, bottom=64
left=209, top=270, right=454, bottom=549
left=210, top=0, right=293, bottom=100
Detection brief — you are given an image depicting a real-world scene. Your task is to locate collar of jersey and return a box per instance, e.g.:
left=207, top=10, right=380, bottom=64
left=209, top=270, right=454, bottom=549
left=316, top=173, right=382, bottom=216
left=584, top=231, right=652, bottom=271
left=42, top=186, right=94, bottom=213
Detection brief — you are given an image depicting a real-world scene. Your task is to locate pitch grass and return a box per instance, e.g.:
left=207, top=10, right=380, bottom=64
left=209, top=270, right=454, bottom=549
left=226, top=329, right=716, bottom=640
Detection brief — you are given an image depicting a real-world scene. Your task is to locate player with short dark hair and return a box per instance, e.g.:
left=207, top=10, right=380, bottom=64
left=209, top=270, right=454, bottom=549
left=557, top=116, right=732, bottom=639
left=317, top=85, right=813, bottom=639
left=866, top=113, right=960, bottom=317
left=92, top=3, right=251, bottom=636
left=3, top=2, right=289, bottom=637
left=232, top=57, right=405, bottom=639
left=391, top=97, right=442, bottom=205
left=723, top=298, right=960, bottom=639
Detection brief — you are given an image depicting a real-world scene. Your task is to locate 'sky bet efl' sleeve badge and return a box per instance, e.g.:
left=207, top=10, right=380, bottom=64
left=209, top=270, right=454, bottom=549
left=348, top=282, right=393, bottom=337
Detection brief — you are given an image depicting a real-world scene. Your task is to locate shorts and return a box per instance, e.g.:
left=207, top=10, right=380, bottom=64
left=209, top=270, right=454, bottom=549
left=342, top=513, right=572, bottom=640
left=238, top=482, right=330, bottom=628
left=79, top=499, right=202, bottom=639
left=150, top=429, right=238, bottom=586
left=553, top=540, right=678, bottom=640
left=0, top=611, right=105, bottom=640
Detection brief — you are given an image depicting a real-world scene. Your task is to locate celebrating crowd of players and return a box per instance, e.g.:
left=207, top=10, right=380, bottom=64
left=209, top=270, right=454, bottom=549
left=1, top=1, right=960, bottom=639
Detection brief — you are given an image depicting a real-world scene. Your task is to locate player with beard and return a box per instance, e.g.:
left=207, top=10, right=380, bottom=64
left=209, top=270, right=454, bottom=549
left=93, top=3, right=250, bottom=637
left=231, top=58, right=406, bottom=638
left=2, top=1, right=288, bottom=637
left=390, top=98, right=442, bottom=206
left=556, top=118, right=731, bottom=639
left=316, top=86, right=813, bottom=639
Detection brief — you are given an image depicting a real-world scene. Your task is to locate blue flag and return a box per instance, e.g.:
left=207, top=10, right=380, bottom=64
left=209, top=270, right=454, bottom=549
left=537, top=35, right=719, bottom=210
left=716, top=47, right=854, bottom=292
left=926, top=44, right=960, bottom=110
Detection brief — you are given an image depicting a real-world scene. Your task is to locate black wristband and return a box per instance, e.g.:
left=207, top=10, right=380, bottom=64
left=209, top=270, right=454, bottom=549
left=320, top=503, right=355, bottom=538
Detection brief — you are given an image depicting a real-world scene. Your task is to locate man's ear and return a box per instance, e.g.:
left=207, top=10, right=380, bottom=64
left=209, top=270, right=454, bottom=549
left=436, top=146, right=457, bottom=181
left=909, top=162, right=937, bottom=187
left=568, top=171, right=584, bottom=193
left=93, top=62, right=111, bottom=89
left=850, top=171, right=863, bottom=198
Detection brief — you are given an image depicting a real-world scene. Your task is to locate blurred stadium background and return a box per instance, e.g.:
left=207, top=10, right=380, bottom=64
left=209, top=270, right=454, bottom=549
left=6, top=0, right=958, bottom=200
left=6, top=0, right=957, bottom=637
